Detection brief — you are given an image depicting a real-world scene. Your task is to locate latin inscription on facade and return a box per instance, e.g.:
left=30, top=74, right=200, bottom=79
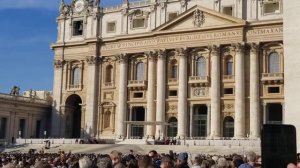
left=102, top=30, right=243, bottom=51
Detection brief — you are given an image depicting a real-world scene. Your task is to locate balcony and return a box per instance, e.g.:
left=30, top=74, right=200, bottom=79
left=189, top=76, right=210, bottom=86
left=223, top=75, right=235, bottom=83
left=128, top=80, right=147, bottom=90
left=261, top=73, right=284, bottom=84
left=168, top=78, right=178, bottom=85
left=68, top=85, right=82, bottom=90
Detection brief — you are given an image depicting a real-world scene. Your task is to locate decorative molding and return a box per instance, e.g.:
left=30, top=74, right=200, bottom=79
left=193, top=9, right=205, bottom=27
left=145, top=51, right=157, bottom=62
left=175, top=48, right=187, bottom=57
left=249, top=43, right=259, bottom=53
left=232, top=43, right=245, bottom=52
left=208, top=45, right=220, bottom=56
left=86, top=56, right=98, bottom=65
left=54, top=60, right=65, bottom=69
left=193, top=88, right=208, bottom=97
left=156, top=49, right=166, bottom=60
left=117, top=53, right=128, bottom=63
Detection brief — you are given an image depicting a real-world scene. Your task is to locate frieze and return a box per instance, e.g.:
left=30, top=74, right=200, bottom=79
left=247, top=27, right=283, bottom=37
left=102, top=30, right=243, bottom=51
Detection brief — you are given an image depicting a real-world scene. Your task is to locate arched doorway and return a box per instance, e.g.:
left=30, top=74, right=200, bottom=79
left=65, top=94, right=82, bottom=138
left=131, top=107, right=145, bottom=138
left=167, top=117, right=178, bottom=137
left=223, top=116, right=234, bottom=138
left=267, top=103, right=283, bottom=124
left=192, top=105, right=208, bottom=137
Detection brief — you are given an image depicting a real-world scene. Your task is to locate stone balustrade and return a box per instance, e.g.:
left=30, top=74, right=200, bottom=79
left=0, top=93, right=49, bottom=105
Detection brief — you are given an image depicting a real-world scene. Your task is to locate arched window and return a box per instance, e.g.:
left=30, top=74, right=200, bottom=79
left=223, top=116, right=234, bottom=137
left=225, top=56, right=233, bottom=75
left=196, top=56, right=206, bottom=77
left=268, top=52, right=280, bottom=73
left=136, top=62, right=144, bottom=81
left=72, top=67, right=81, bottom=85
left=171, top=60, right=178, bottom=79
left=167, top=117, right=178, bottom=137
left=104, top=111, right=111, bottom=129
left=105, top=65, right=113, bottom=83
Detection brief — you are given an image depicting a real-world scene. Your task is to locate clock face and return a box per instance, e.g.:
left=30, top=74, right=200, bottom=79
left=74, top=0, right=85, bottom=13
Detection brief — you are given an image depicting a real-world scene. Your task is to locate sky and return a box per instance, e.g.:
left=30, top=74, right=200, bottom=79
left=0, top=0, right=124, bottom=94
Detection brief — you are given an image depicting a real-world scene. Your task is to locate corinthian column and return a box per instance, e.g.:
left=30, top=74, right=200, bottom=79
left=234, top=43, right=246, bottom=138
left=155, top=50, right=166, bottom=138
left=116, top=54, right=128, bottom=138
left=146, top=51, right=156, bottom=137
left=209, top=45, right=221, bottom=138
left=177, top=48, right=188, bottom=139
left=51, top=60, right=64, bottom=137
left=249, top=43, right=260, bottom=138
left=85, top=56, right=99, bottom=137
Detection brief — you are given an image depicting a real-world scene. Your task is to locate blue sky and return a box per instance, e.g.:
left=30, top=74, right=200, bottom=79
left=0, top=0, right=123, bottom=94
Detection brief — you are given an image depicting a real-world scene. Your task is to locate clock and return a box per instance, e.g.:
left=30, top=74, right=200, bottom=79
left=74, top=0, right=85, bottom=13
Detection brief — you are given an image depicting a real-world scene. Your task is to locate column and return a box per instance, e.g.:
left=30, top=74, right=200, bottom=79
left=263, top=104, right=267, bottom=124
left=127, top=107, right=132, bottom=138
left=249, top=43, right=260, bottom=138
left=177, top=48, right=188, bottom=139
left=146, top=51, right=156, bottom=137
left=116, top=54, right=128, bottom=138
left=51, top=60, right=64, bottom=137
left=85, top=56, right=99, bottom=137
left=210, top=45, right=221, bottom=138
left=189, top=105, right=193, bottom=137
left=207, top=104, right=211, bottom=137
left=156, top=50, right=166, bottom=138
left=234, top=43, right=246, bottom=138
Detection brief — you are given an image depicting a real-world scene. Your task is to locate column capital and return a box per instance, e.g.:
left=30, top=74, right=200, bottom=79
left=86, top=56, right=99, bottom=65
left=145, top=51, right=157, bottom=62
left=175, top=47, right=188, bottom=57
left=232, top=43, right=245, bottom=52
left=156, top=49, right=166, bottom=60
left=248, top=43, right=260, bottom=53
left=54, top=60, right=65, bottom=69
left=208, top=45, right=220, bottom=56
left=117, top=53, right=128, bottom=63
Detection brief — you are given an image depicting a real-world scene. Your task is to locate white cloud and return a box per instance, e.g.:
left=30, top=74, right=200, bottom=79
left=0, top=0, right=59, bottom=10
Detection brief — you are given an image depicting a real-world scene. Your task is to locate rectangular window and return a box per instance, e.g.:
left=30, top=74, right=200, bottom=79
left=134, top=92, right=143, bottom=98
left=169, top=90, right=178, bottom=97
left=168, top=12, right=178, bottom=21
left=73, top=20, right=83, bottom=36
left=222, top=6, right=233, bottom=16
left=19, top=119, right=26, bottom=138
left=268, top=86, right=280, bottom=93
left=224, top=88, right=234, bottom=95
left=264, top=2, right=280, bottom=14
left=107, top=22, right=116, bottom=33
left=0, top=118, right=7, bottom=139
left=132, top=18, right=146, bottom=29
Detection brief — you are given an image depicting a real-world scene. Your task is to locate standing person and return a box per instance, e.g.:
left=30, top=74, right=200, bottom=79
left=190, top=154, right=202, bottom=168
left=110, top=150, right=125, bottom=168
left=149, top=150, right=161, bottom=168
left=175, top=152, right=189, bottom=168
left=160, top=156, right=174, bottom=168
left=238, top=151, right=256, bottom=168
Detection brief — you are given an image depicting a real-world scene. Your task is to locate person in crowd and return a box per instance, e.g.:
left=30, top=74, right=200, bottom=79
left=138, top=155, right=154, bottom=168
left=175, top=152, right=189, bottom=168
left=238, top=151, right=256, bottom=168
left=110, top=150, right=125, bottom=168
left=160, top=155, right=174, bottom=168
left=217, top=158, right=228, bottom=168
left=149, top=150, right=161, bottom=168
left=191, top=154, right=202, bottom=168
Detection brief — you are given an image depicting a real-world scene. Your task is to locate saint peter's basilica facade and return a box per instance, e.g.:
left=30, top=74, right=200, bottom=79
left=51, top=0, right=284, bottom=140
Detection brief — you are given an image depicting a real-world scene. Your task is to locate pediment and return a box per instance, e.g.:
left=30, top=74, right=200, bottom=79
left=154, top=5, right=246, bottom=32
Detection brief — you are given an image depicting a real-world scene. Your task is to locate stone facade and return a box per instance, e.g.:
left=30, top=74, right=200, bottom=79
left=51, top=0, right=285, bottom=140
left=0, top=93, right=51, bottom=144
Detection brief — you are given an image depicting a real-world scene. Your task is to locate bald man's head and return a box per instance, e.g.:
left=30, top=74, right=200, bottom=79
left=287, top=163, right=297, bottom=168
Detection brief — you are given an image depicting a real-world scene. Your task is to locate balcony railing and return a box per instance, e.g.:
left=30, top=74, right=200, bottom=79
left=0, top=93, right=50, bottom=105
left=261, top=73, right=284, bottom=83
left=69, top=85, right=81, bottom=90
left=104, top=82, right=114, bottom=88
left=128, top=80, right=147, bottom=89
left=223, top=75, right=235, bottom=82
left=189, top=76, right=210, bottom=86
left=168, top=78, right=178, bottom=85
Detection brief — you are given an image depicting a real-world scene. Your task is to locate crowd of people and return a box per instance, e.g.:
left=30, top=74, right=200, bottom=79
left=0, top=149, right=299, bottom=168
